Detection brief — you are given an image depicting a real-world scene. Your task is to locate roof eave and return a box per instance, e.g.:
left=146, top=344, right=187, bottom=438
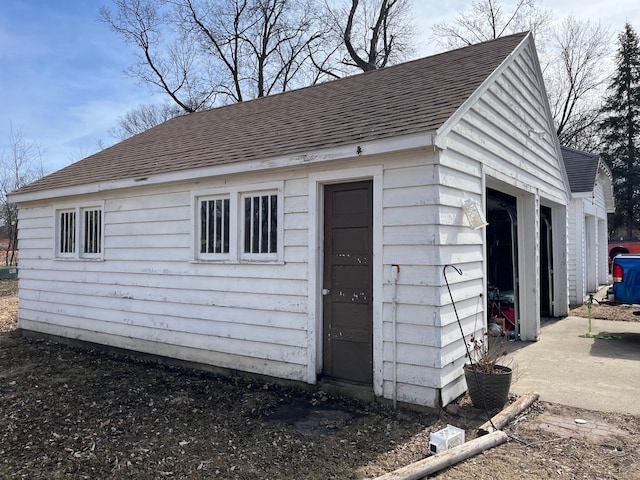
left=9, top=131, right=437, bottom=204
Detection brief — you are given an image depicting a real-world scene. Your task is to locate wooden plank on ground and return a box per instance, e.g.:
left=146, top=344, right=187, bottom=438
left=478, top=391, right=540, bottom=436
left=374, top=430, right=508, bottom=480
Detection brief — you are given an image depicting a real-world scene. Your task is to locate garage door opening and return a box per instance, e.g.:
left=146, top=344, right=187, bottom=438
left=486, top=188, right=518, bottom=332
left=540, top=206, right=554, bottom=317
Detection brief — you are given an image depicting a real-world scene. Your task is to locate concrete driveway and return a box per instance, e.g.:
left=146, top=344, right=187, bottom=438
left=506, top=316, right=640, bottom=415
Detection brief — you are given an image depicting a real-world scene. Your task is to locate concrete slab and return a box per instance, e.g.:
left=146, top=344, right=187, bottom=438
left=506, top=316, right=640, bottom=415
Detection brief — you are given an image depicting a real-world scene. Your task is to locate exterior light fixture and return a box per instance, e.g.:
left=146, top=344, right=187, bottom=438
left=462, top=198, right=488, bottom=229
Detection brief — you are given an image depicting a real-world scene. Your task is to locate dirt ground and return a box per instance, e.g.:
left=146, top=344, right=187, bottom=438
left=1, top=278, right=639, bottom=479
left=570, top=299, right=640, bottom=323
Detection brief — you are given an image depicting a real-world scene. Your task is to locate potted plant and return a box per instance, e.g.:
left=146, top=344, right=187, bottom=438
left=463, top=328, right=512, bottom=411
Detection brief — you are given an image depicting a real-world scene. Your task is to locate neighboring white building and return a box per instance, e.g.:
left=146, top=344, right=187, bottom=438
left=9, top=32, right=571, bottom=409
left=562, top=147, right=614, bottom=305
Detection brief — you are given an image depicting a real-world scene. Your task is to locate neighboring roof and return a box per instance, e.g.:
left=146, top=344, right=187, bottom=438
left=560, top=146, right=607, bottom=193
left=14, top=32, right=528, bottom=197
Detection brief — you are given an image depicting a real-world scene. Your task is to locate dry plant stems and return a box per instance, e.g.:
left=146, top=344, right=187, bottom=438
left=468, top=330, right=509, bottom=374
left=466, top=292, right=510, bottom=374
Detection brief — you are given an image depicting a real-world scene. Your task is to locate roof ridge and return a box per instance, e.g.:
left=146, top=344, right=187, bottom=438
left=560, top=145, right=599, bottom=158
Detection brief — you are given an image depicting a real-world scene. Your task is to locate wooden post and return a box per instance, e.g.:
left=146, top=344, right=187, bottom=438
left=478, top=391, right=540, bottom=436
left=373, top=430, right=508, bottom=480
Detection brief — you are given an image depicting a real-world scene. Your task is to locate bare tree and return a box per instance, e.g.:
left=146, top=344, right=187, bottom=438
left=546, top=17, right=611, bottom=148
left=109, top=103, right=184, bottom=140
left=102, top=0, right=416, bottom=138
left=1, top=124, right=46, bottom=265
left=555, top=108, right=603, bottom=152
left=430, top=0, right=611, bottom=150
left=431, top=0, right=551, bottom=50
left=100, top=0, right=328, bottom=110
left=99, top=0, right=212, bottom=113
left=342, top=0, right=414, bottom=71
left=315, top=0, right=415, bottom=76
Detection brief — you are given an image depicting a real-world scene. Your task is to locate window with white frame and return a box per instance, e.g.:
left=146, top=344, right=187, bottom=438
left=82, top=208, right=102, bottom=255
left=58, top=209, right=76, bottom=254
left=198, top=196, right=230, bottom=257
left=193, top=184, right=282, bottom=262
left=242, top=193, right=278, bottom=257
left=242, top=192, right=278, bottom=257
left=56, top=205, right=103, bottom=259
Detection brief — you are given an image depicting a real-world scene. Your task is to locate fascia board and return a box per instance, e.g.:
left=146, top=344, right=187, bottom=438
left=9, top=131, right=436, bottom=204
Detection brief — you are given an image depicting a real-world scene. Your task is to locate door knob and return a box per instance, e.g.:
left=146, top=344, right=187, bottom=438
left=322, top=288, right=330, bottom=296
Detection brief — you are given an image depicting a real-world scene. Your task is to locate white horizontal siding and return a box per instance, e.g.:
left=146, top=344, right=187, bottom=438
left=592, top=178, right=608, bottom=216
left=20, top=258, right=309, bottom=280
left=19, top=306, right=307, bottom=353
left=378, top=148, right=486, bottom=407
left=568, top=177, right=610, bottom=305
left=19, top=285, right=305, bottom=330
left=17, top=171, right=311, bottom=382
left=567, top=200, right=583, bottom=305
left=382, top=380, right=439, bottom=408
left=19, top=318, right=306, bottom=381
left=435, top=40, right=570, bottom=405
left=19, top=274, right=308, bottom=304
left=447, top=46, right=567, bottom=204
left=380, top=152, right=440, bottom=406
left=382, top=163, right=437, bottom=189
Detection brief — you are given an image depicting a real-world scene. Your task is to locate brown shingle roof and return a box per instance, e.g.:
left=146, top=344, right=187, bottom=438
left=16, top=33, right=527, bottom=196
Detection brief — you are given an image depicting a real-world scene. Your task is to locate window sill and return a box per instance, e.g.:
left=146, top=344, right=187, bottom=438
left=190, top=259, right=285, bottom=265
left=54, top=257, right=105, bottom=262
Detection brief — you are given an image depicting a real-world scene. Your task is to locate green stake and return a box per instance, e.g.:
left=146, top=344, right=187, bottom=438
left=579, top=294, right=622, bottom=340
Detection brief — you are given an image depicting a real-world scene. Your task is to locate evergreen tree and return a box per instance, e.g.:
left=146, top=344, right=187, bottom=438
left=599, top=23, right=640, bottom=239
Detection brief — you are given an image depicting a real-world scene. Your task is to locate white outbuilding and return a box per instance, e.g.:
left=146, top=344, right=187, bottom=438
left=561, top=146, right=614, bottom=305
left=10, top=32, right=571, bottom=409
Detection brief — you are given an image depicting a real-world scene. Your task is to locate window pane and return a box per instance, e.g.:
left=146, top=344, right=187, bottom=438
left=241, top=193, right=278, bottom=256
left=71, top=212, right=75, bottom=252
left=59, top=212, right=65, bottom=253
left=252, top=196, right=259, bottom=253
left=60, top=211, right=76, bottom=254
left=95, top=210, right=102, bottom=253
left=244, top=197, right=251, bottom=253
left=260, top=195, right=268, bottom=253
left=270, top=195, right=277, bottom=253
left=84, top=210, right=92, bottom=253
left=84, top=210, right=90, bottom=253
left=200, top=201, right=206, bottom=253
left=199, top=198, right=229, bottom=256
left=208, top=200, right=216, bottom=253
left=82, top=209, right=102, bottom=254
left=223, top=198, right=230, bottom=253
left=214, top=199, right=222, bottom=253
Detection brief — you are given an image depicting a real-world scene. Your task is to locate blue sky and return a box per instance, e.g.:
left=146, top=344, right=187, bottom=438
left=1, top=1, right=639, bottom=174
left=1, top=1, right=157, bottom=172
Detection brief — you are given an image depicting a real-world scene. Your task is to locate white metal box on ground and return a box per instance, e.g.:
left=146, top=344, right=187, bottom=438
left=429, top=424, right=465, bottom=454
